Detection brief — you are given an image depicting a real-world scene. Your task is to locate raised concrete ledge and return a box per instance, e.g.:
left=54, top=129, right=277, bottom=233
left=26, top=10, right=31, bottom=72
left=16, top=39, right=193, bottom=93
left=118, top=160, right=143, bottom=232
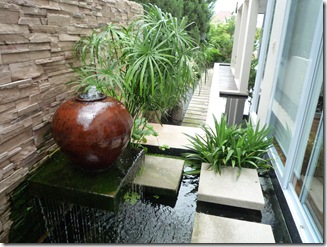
left=133, top=155, right=184, bottom=197
left=198, top=163, right=265, bottom=211
left=192, top=212, right=275, bottom=243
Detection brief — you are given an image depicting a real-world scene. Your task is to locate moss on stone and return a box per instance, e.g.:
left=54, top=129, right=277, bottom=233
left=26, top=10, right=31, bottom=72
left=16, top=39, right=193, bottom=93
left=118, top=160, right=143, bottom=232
left=28, top=147, right=144, bottom=211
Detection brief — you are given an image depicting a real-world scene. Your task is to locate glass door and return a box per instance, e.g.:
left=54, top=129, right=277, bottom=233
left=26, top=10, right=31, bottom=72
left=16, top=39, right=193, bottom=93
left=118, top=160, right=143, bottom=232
left=266, top=0, right=323, bottom=242
left=299, top=115, right=323, bottom=241
left=268, top=0, right=322, bottom=179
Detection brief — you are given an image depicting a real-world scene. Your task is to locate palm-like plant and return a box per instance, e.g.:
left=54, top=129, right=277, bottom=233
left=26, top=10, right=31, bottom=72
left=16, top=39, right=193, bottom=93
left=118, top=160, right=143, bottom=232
left=71, top=4, right=206, bottom=119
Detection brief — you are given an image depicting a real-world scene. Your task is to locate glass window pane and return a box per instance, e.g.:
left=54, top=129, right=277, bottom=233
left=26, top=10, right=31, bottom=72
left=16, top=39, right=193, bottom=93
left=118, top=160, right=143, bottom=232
left=270, top=0, right=321, bottom=161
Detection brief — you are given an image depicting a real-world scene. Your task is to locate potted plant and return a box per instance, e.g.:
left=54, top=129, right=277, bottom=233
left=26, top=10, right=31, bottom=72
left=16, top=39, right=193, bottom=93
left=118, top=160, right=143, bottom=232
left=72, top=4, right=206, bottom=123
left=52, top=4, right=206, bottom=171
left=183, top=114, right=273, bottom=177
left=51, top=85, right=134, bottom=171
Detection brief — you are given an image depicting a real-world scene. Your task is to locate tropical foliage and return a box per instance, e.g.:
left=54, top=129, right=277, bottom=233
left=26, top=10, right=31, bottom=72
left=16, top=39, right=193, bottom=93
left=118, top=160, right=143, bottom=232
left=183, top=114, right=273, bottom=176
left=132, top=0, right=216, bottom=43
left=72, top=4, right=205, bottom=119
left=205, top=16, right=235, bottom=64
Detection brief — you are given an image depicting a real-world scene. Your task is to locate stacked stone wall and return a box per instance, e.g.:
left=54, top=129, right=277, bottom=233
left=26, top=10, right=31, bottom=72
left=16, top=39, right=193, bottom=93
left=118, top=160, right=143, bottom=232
left=0, top=0, right=142, bottom=242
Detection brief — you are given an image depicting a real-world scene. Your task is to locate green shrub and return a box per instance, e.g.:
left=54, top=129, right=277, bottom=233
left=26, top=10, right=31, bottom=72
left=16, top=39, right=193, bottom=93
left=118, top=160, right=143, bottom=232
left=183, top=114, right=273, bottom=176
left=206, top=17, right=235, bottom=63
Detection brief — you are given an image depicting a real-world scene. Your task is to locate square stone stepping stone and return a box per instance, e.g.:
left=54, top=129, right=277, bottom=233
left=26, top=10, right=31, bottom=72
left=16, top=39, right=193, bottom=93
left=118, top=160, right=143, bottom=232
left=198, top=163, right=265, bottom=210
left=191, top=212, right=275, bottom=243
left=133, top=155, right=184, bottom=196
left=143, top=124, right=204, bottom=151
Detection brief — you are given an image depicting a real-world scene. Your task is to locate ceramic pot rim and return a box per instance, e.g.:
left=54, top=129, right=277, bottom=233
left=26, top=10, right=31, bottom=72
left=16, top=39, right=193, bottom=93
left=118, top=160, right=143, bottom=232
left=75, top=93, right=107, bottom=102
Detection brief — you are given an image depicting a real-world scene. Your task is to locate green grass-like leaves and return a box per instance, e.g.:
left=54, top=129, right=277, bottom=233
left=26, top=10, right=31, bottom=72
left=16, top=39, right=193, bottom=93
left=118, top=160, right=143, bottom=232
left=183, top=114, right=273, bottom=176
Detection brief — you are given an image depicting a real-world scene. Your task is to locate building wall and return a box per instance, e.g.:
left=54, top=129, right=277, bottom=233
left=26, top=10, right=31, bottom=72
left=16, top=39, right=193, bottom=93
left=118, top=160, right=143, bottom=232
left=0, top=0, right=142, bottom=242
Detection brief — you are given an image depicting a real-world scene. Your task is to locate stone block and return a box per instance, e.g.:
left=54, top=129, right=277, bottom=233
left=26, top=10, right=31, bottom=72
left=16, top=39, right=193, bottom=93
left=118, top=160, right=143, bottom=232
left=144, top=123, right=204, bottom=152
left=0, top=121, right=31, bottom=143
left=19, top=84, right=40, bottom=99
left=32, top=122, right=51, bottom=148
left=0, top=110, right=18, bottom=126
left=60, top=2, right=79, bottom=13
left=17, top=103, right=40, bottom=117
left=29, top=43, right=51, bottom=52
left=48, top=72, right=76, bottom=86
left=0, top=78, right=33, bottom=90
left=56, top=41, right=75, bottom=51
left=28, top=33, right=52, bottom=43
left=0, top=10, right=20, bottom=24
left=58, top=34, right=80, bottom=42
left=0, top=153, right=8, bottom=164
left=0, top=168, right=29, bottom=197
left=2, top=52, right=30, bottom=64
left=0, top=66, right=11, bottom=85
left=10, top=144, right=37, bottom=168
left=0, top=102, right=15, bottom=114
left=133, top=155, right=184, bottom=196
left=30, top=112, right=43, bottom=126
left=9, top=61, right=44, bottom=80
left=35, top=55, right=65, bottom=65
left=0, top=24, right=29, bottom=34
left=0, top=126, right=33, bottom=154
left=0, top=2, right=20, bottom=11
left=21, top=6, right=47, bottom=16
left=41, top=84, right=66, bottom=101
left=29, top=94, right=41, bottom=104
left=44, top=64, right=69, bottom=74
left=47, top=13, right=71, bottom=25
left=197, top=164, right=265, bottom=211
left=39, top=5, right=61, bottom=11
left=0, top=44, right=29, bottom=54
left=29, top=50, right=51, bottom=60
left=192, top=213, right=275, bottom=243
left=66, top=26, right=92, bottom=35
left=2, top=163, right=15, bottom=179
left=0, top=34, right=29, bottom=45
left=0, top=88, right=20, bottom=104
left=18, top=17, right=42, bottom=25
left=29, top=25, right=59, bottom=34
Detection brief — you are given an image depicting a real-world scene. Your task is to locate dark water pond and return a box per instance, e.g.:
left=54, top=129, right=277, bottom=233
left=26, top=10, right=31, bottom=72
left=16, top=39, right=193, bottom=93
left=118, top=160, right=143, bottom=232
left=39, top=167, right=291, bottom=243
left=41, top=169, right=199, bottom=243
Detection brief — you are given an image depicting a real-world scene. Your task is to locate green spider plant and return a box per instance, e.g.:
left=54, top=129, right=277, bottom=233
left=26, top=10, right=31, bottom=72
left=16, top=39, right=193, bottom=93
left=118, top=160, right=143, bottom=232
left=183, top=114, right=274, bottom=177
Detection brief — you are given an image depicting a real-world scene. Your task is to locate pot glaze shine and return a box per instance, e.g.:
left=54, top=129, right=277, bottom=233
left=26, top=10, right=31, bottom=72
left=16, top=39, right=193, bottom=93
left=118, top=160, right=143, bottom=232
left=51, top=96, right=133, bottom=171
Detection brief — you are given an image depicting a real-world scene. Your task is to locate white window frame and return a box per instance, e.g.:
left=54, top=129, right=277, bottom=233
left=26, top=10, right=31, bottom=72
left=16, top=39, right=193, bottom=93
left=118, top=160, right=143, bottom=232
left=251, top=0, right=323, bottom=242
left=266, top=2, right=323, bottom=242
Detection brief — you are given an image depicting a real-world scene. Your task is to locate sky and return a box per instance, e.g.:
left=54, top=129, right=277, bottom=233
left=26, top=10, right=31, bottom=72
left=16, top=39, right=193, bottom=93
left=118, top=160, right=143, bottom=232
left=213, top=0, right=264, bottom=27
left=214, top=0, right=238, bottom=13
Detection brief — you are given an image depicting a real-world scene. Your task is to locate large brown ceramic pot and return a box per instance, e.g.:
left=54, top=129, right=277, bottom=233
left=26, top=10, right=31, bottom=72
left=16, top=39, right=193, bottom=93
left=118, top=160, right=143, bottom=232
left=51, top=93, right=133, bottom=171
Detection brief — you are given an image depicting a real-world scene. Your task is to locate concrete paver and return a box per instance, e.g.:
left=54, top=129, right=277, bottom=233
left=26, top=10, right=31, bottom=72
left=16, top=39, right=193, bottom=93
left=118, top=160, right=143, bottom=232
left=198, top=163, right=265, bottom=211
left=191, top=212, right=275, bottom=243
left=133, top=155, right=184, bottom=196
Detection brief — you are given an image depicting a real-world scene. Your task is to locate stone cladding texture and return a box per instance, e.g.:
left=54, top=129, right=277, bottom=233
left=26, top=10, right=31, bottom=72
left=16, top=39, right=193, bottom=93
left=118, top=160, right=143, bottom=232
left=0, top=0, right=142, bottom=242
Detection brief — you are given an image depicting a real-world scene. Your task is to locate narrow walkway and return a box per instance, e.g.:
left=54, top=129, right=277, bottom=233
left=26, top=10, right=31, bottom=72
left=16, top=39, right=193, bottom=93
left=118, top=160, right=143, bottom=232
left=181, top=69, right=213, bottom=127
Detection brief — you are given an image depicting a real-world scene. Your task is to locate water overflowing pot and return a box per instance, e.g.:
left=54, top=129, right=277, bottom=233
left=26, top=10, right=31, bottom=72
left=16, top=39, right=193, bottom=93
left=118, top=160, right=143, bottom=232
left=51, top=88, right=133, bottom=171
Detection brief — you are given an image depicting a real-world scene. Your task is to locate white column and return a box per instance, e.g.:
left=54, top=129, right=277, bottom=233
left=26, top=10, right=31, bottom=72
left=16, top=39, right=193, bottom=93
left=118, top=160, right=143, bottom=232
left=230, top=7, right=242, bottom=72
left=234, top=0, right=249, bottom=84
left=238, top=0, right=259, bottom=93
